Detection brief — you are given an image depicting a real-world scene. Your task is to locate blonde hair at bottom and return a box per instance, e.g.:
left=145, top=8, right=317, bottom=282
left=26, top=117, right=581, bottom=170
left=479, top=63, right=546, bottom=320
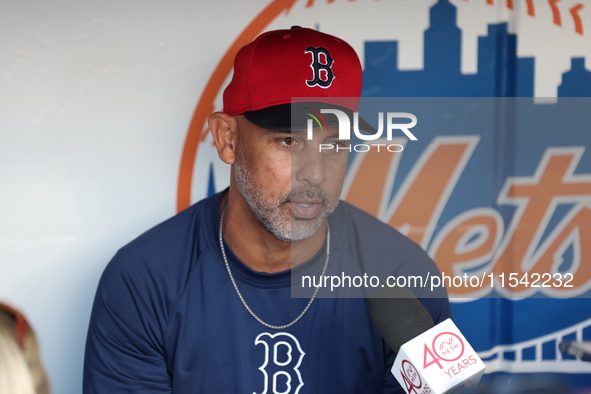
left=0, top=318, right=36, bottom=394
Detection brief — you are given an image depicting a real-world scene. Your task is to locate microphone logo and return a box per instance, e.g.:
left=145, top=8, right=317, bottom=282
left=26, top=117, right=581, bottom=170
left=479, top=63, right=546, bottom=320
left=439, top=337, right=454, bottom=351
left=400, top=360, right=425, bottom=393
left=432, top=332, right=465, bottom=362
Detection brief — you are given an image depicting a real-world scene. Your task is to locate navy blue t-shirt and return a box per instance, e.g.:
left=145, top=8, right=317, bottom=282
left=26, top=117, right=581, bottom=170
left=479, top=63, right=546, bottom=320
left=84, top=191, right=451, bottom=393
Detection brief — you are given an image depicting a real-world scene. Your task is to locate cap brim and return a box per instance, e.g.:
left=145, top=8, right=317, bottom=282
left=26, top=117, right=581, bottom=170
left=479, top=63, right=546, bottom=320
left=243, top=102, right=377, bottom=136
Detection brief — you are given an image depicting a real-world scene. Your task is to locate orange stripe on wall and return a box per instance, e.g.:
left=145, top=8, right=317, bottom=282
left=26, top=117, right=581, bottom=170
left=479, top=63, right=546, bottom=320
left=345, top=150, right=400, bottom=217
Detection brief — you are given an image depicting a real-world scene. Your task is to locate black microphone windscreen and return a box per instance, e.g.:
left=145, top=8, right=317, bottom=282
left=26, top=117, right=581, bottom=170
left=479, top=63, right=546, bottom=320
left=367, top=286, right=434, bottom=353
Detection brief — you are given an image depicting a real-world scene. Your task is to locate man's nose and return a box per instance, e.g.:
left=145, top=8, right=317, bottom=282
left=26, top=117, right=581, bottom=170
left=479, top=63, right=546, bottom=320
left=293, top=146, right=326, bottom=186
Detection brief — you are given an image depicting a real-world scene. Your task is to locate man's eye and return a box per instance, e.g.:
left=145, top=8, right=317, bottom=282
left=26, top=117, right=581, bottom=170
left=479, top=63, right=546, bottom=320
left=278, top=137, right=296, bottom=147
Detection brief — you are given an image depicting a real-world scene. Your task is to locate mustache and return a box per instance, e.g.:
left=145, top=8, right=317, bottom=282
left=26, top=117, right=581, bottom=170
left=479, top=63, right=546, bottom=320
left=280, top=186, right=329, bottom=206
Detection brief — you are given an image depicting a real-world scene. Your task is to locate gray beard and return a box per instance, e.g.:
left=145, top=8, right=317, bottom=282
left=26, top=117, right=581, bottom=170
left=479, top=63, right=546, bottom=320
left=233, top=150, right=338, bottom=242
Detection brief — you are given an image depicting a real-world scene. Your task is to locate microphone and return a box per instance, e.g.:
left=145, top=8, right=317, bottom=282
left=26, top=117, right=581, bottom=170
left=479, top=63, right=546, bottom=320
left=559, top=341, right=591, bottom=362
left=368, top=286, right=485, bottom=394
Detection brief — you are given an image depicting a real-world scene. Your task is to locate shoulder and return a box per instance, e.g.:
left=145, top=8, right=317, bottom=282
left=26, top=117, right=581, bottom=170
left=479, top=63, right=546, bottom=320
left=97, top=193, right=221, bottom=310
left=109, top=197, right=214, bottom=275
left=89, top=194, right=223, bottom=346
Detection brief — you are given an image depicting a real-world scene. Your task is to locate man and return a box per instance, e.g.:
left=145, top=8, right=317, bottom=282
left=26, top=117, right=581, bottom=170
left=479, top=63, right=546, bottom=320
left=84, top=26, right=451, bottom=393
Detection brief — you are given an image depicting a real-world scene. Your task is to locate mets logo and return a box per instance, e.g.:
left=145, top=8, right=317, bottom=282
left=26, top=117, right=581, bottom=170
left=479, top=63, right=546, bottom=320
left=177, top=0, right=591, bottom=300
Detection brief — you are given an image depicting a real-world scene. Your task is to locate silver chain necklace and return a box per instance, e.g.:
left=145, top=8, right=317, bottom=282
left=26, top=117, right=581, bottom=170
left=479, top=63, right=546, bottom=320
left=218, top=201, right=330, bottom=330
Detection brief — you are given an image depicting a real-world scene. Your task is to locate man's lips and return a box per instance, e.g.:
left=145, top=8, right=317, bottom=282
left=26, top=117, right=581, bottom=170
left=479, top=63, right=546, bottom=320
left=289, top=200, right=323, bottom=219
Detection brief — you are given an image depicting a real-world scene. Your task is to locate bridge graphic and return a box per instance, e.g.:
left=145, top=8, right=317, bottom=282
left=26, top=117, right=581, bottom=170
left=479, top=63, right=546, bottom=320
left=478, top=317, right=591, bottom=373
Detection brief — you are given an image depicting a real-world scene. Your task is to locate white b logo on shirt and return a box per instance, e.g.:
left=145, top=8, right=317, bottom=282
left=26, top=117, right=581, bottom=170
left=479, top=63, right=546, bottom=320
left=254, top=332, right=305, bottom=394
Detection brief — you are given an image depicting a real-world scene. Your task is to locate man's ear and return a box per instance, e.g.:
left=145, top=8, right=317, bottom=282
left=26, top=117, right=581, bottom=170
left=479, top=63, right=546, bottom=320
left=209, top=112, right=238, bottom=164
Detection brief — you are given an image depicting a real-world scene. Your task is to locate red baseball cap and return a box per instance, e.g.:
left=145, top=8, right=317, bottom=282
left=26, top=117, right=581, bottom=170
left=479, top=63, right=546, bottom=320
left=223, top=26, right=373, bottom=132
